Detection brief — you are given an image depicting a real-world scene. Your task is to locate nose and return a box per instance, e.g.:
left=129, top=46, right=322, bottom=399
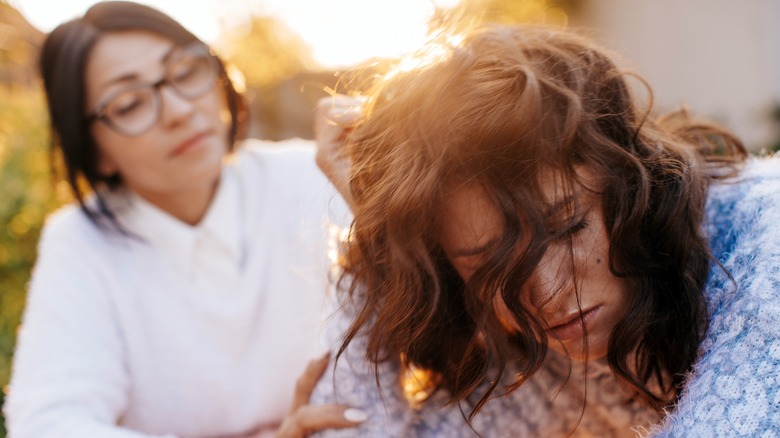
left=159, top=84, right=196, bottom=127
left=527, top=244, right=575, bottom=312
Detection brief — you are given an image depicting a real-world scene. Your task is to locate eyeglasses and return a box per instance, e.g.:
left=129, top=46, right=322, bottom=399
left=86, top=43, right=219, bottom=137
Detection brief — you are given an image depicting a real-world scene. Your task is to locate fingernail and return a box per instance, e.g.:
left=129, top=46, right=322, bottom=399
left=333, top=94, right=366, bottom=106
left=328, top=106, right=362, bottom=123
left=343, top=408, right=368, bottom=423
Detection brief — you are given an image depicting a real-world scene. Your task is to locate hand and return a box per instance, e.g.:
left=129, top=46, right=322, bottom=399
left=314, top=95, right=364, bottom=210
left=275, top=353, right=367, bottom=438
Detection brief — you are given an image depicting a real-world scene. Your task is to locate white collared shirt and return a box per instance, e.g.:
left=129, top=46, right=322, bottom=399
left=4, top=139, right=351, bottom=438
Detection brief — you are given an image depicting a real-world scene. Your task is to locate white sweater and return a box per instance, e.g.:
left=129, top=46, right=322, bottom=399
left=4, top=140, right=350, bottom=438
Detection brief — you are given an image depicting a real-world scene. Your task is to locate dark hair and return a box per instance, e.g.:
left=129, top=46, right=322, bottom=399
left=40, top=1, right=247, bottom=228
left=336, top=24, right=747, bottom=421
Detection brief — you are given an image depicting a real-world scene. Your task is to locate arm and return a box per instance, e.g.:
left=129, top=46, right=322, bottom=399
left=2, top=219, right=174, bottom=438
left=648, top=278, right=780, bottom=436
left=314, top=95, right=363, bottom=211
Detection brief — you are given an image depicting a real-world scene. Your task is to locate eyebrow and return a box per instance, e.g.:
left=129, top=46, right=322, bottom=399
left=96, top=45, right=178, bottom=92
left=450, top=196, right=579, bottom=258
left=449, top=188, right=590, bottom=258
left=544, top=195, right=577, bottom=219
left=450, top=238, right=498, bottom=258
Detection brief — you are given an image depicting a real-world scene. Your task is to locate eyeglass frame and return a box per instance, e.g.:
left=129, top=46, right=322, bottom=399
left=84, top=42, right=221, bottom=137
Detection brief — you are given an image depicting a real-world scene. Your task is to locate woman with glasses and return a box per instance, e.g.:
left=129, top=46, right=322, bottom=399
left=3, top=2, right=362, bottom=437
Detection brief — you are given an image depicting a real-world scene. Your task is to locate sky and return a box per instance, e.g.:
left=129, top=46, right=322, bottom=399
left=12, top=0, right=460, bottom=68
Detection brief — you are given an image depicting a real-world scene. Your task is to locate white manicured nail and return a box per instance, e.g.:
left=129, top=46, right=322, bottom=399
left=343, top=408, right=368, bottom=423
left=332, top=94, right=366, bottom=105
left=328, top=106, right=362, bottom=124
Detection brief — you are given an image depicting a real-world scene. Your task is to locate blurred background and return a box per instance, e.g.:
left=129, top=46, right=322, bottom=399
left=1, top=0, right=779, bottom=435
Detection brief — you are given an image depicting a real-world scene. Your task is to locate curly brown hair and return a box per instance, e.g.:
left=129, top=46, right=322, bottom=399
left=335, top=24, right=746, bottom=418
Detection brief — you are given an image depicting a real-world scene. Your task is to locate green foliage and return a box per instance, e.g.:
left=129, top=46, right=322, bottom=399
left=0, top=86, right=66, bottom=436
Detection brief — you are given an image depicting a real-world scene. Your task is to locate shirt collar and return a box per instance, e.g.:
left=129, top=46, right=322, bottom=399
left=116, top=168, right=243, bottom=276
left=198, top=167, right=243, bottom=265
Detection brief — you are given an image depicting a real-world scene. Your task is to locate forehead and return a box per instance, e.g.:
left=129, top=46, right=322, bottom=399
left=437, top=181, right=517, bottom=263
left=85, top=31, right=175, bottom=99
left=438, top=167, right=601, bottom=253
left=539, top=166, right=601, bottom=207
left=439, top=183, right=502, bottom=252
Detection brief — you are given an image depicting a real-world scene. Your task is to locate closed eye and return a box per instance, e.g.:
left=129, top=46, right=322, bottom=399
left=549, top=215, right=590, bottom=241
left=115, top=98, right=143, bottom=116
left=568, top=218, right=589, bottom=235
left=449, top=239, right=496, bottom=281
left=172, top=63, right=198, bottom=82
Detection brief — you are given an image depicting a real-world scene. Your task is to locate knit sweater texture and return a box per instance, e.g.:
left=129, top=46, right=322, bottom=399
left=311, top=157, right=780, bottom=437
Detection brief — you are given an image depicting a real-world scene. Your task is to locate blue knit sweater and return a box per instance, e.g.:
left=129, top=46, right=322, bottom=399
left=312, top=157, right=780, bottom=437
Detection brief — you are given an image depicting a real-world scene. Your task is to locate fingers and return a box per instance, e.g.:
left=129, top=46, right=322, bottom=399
left=299, top=405, right=368, bottom=432
left=317, top=95, right=365, bottom=126
left=276, top=404, right=367, bottom=438
left=314, top=95, right=361, bottom=209
left=314, top=96, right=359, bottom=161
left=277, top=353, right=367, bottom=437
left=290, top=353, right=330, bottom=412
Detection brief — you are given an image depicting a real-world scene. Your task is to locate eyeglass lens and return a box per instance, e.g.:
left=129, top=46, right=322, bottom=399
left=99, top=45, right=217, bottom=136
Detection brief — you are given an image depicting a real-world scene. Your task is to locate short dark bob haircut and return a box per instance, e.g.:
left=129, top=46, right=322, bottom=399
left=40, top=1, right=247, bottom=228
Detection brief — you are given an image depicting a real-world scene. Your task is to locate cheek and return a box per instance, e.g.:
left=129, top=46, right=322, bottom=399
left=194, top=88, right=231, bottom=133
left=91, top=127, right=138, bottom=176
left=526, top=245, right=571, bottom=309
left=492, top=293, right=523, bottom=332
left=583, top=225, right=615, bottom=284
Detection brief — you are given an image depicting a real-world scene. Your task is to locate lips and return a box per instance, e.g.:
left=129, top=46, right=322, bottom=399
left=546, top=305, right=601, bottom=341
left=170, top=130, right=210, bottom=157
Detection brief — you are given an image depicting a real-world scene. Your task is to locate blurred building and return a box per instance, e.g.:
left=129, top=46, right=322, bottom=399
left=247, top=70, right=338, bottom=141
left=249, top=1, right=780, bottom=150
left=247, top=64, right=387, bottom=141
left=570, top=0, right=780, bottom=151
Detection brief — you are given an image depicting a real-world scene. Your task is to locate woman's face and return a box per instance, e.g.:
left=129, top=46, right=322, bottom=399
left=438, top=169, right=630, bottom=362
left=84, top=31, right=230, bottom=207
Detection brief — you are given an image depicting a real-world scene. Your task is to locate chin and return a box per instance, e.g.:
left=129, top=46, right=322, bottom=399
left=196, top=147, right=226, bottom=176
left=549, top=338, right=609, bottom=363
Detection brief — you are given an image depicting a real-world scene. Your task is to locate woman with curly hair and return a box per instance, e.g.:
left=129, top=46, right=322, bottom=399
left=308, top=24, right=780, bottom=436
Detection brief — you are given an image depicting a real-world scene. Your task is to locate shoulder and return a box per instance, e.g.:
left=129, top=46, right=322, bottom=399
left=704, top=156, right=780, bottom=318
left=39, top=203, right=104, bottom=248
left=27, top=204, right=122, bottom=310
left=230, top=138, right=332, bottom=198
left=705, top=157, right=780, bottom=260
left=658, top=157, right=780, bottom=436
left=706, top=157, right=780, bottom=221
left=36, top=198, right=134, bottom=269
left=231, top=138, right=350, bottom=225
left=232, top=138, right=320, bottom=178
